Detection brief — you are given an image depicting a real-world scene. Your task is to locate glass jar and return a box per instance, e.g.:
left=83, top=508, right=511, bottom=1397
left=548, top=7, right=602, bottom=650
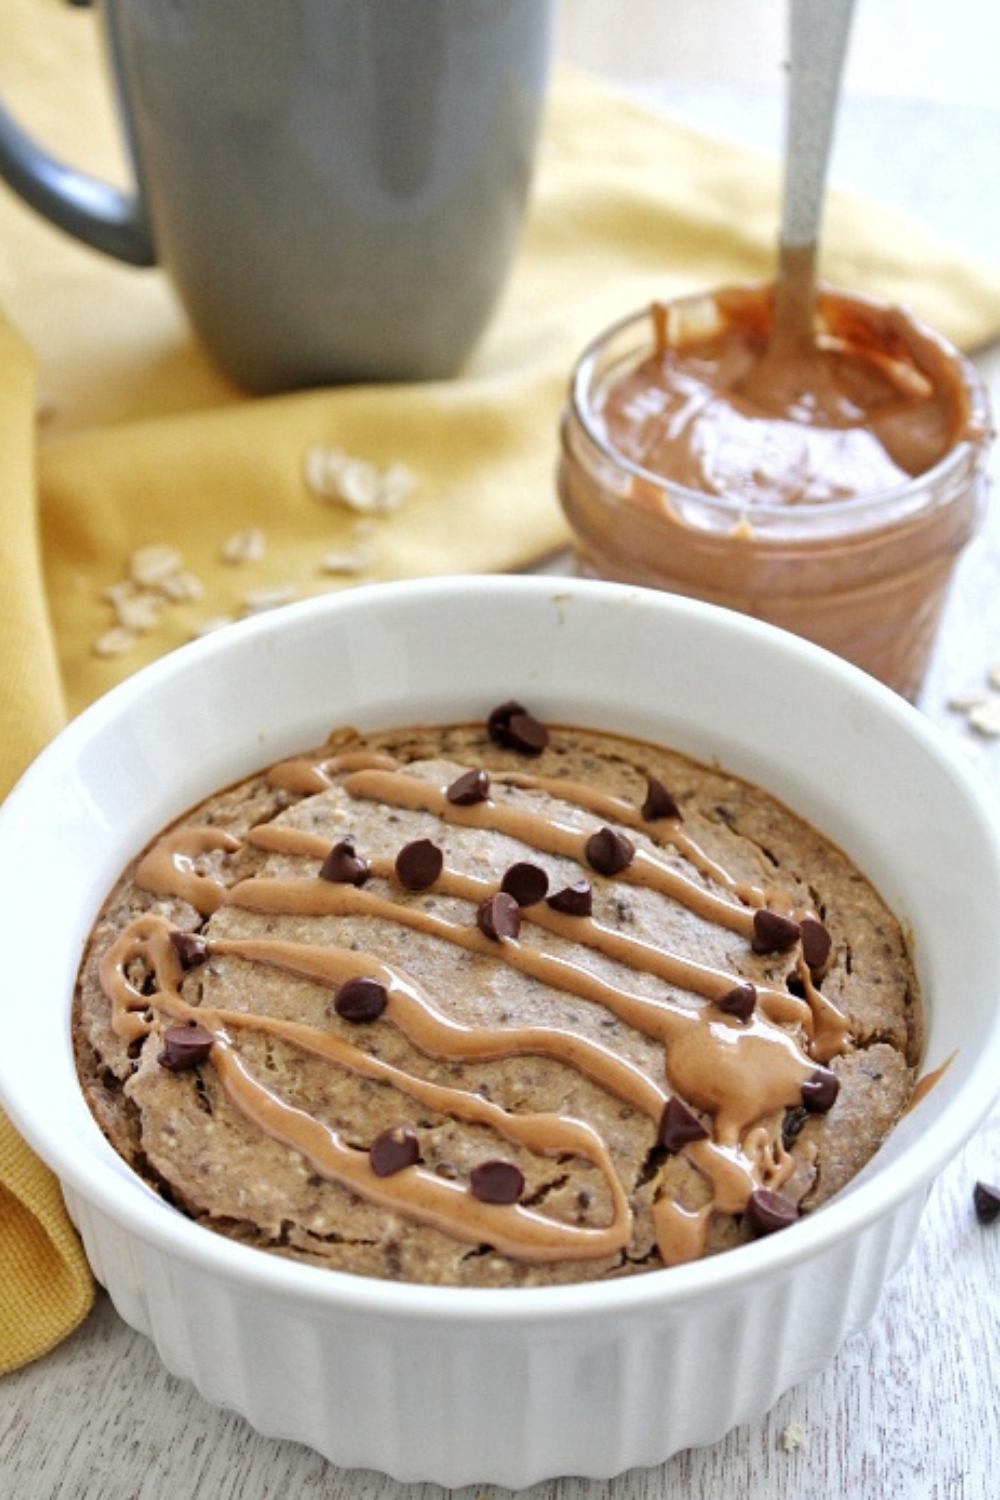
left=558, top=288, right=993, bottom=701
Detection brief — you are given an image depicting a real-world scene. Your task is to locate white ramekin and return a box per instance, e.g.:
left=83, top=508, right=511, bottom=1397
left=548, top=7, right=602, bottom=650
left=1, top=576, right=998, bottom=1487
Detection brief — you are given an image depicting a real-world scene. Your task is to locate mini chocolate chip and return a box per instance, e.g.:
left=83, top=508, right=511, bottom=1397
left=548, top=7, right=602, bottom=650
left=658, top=1096, right=709, bottom=1153
left=319, top=838, right=370, bottom=885
left=501, top=861, right=549, bottom=907
left=800, top=916, right=832, bottom=971
left=159, top=1022, right=214, bottom=1072
left=716, top=982, right=757, bottom=1023
left=751, top=908, right=801, bottom=954
left=973, top=1181, right=1000, bottom=1224
left=745, top=1188, right=799, bottom=1237
left=487, top=700, right=549, bottom=755
left=333, top=976, right=388, bottom=1023
left=446, top=767, right=491, bottom=805
left=169, top=930, right=209, bottom=970
left=470, top=1159, right=525, bottom=1204
left=477, top=891, right=522, bottom=942
left=641, top=776, right=682, bottom=821
left=547, top=879, right=594, bottom=917
left=395, top=838, right=444, bottom=890
left=585, top=825, right=635, bottom=876
left=801, top=1065, right=840, bottom=1113
left=370, top=1126, right=420, bottom=1177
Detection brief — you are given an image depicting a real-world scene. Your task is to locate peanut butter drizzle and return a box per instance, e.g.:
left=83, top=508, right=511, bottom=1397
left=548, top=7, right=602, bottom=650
left=653, top=1197, right=712, bottom=1266
left=266, top=749, right=399, bottom=794
left=135, top=826, right=241, bottom=913
left=498, top=769, right=768, bottom=906
left=904, top=1051, right=954, bottom=1114
left=246, top=823, right=809, bottom=1030
left=343, top=766, right=758, bottom=939
left=210, top=935, right=669, bottom=1122
left=109, top=745, right=859, bottom=1269
left=100, top=916, right=632, bottom=1263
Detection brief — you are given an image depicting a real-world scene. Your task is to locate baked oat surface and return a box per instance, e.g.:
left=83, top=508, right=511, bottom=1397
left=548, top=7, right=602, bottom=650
left=74, top=708, right=922, bottom=1285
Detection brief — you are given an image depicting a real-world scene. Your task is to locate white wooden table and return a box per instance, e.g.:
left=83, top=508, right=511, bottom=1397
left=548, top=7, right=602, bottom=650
left=3, top=4, right=999, bottom=1496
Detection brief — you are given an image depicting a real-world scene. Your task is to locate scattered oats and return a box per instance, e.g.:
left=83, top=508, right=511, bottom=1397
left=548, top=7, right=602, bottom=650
left=304, top=444, right=417, bottom=514
left=377, top=461, right=418, bottom=511
left=190, top=615, right=235, bottom=638
left=220, top=527, right=267, bottom=565
left=947, top=690, right=992, bottom=713
left=100, top=580, right=138, bottom=609
left=319, top=544, right=372, bottom=576
left=128, top=543, right=184, bottom=589
left=968, top=698, right=1000, bottom=737
left=113, top=591, right=165, bottom=633
left=159, top=568, right=205, bottom=604
left=93, top=625, right=138, bottom=659
left=778, top=1422, right=806, bottom=1452
left=337, top=456, right=383, bottom=510
left=240, top=583, right=300, bottom=615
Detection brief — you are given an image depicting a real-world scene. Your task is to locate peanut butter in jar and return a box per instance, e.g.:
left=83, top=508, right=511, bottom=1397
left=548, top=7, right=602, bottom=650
left=558, top=286, right=993, bottom=700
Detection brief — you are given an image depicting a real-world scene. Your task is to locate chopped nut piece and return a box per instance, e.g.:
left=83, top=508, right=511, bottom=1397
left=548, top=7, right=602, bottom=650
left=778, top=1422, right=806, bottom=1452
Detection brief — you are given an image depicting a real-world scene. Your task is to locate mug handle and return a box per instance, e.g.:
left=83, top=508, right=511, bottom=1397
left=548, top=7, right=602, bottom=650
left=0, top=3, right=155, bottom=266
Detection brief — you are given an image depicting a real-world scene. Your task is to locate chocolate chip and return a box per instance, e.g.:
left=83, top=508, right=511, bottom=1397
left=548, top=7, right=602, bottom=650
left=501, top=861, right=549, bottom=907
left=446, top=767, right=491, bottom=805
left=716, top=982, right=757, bottom=1023
left=751, top=908, right=801, bottom=954
left=470, top=1159, right=525, bottom=1204
left=477, top=891, right=522, bottom=942
left=319, top=838, right=370, bottom=885
left=641, top=776, right=682, bottom=821
left=973, top=1181, right=1000, bottom=1224
left=158, top=1022, right=214, bottom=1071
left=333, top=976, right=388, bottom=1023
left=658, top=1096, right=709, bottom=1153
left=395, top=838, right=443, bottom=891
left=800, top=916, right=832, bottom=972
left=547, top=879, right=593, bottom=917
left=370, top=1126, right=420, bottom=1177
left=745, top=1188, right=799, bottom=1237
left=169, top=930, right=208, bottom=969
left=801, top=1065, right=840, bottom=1113
left=585, top=826, right=635, bottom=876
left=487, top=700, right=549, bottom=755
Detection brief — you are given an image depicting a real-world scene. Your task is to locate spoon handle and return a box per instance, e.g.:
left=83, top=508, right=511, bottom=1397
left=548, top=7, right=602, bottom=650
left=781, top=0, right=857, bottom=252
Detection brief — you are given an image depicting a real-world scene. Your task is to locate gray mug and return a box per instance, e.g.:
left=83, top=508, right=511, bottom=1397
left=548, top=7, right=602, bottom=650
left=0, top=0, right=553, bottom=392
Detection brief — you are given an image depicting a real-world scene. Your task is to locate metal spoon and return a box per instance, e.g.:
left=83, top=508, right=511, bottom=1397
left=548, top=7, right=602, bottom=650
left=743, top=0, right=858, bottom=401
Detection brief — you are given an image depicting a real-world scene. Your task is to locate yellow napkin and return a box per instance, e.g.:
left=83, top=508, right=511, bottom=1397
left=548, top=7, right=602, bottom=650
left=0, top=312, right=92, bottom=1374
left=2, top=1, right=1000, bottom=1375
